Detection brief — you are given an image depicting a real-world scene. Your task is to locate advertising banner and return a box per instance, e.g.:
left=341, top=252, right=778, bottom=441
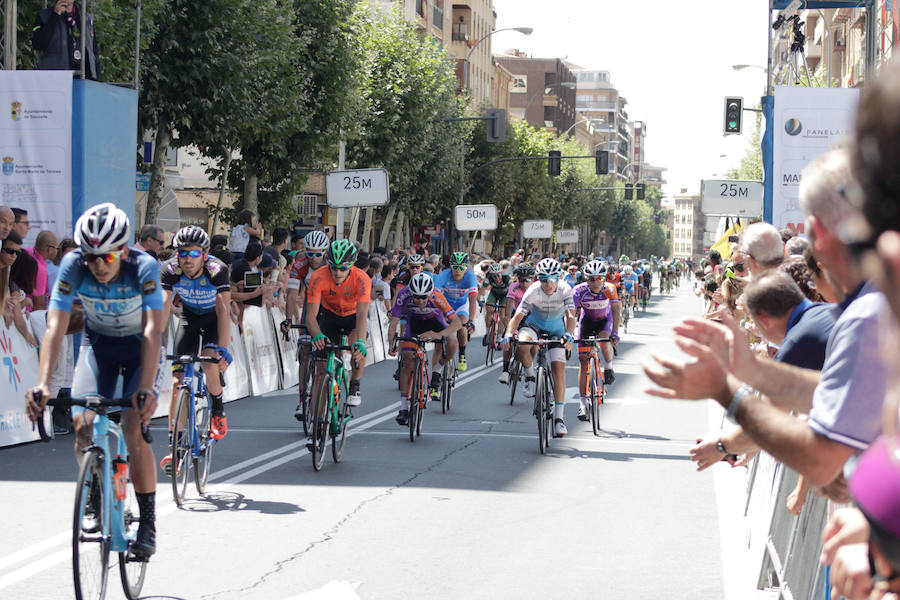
left=224, top=319, right=251, bottom=402
left=0, top=71, right=73, bottom=245
left=270, top=307, right=299, bottom=390
left=0, top=319, right=47, bottom=447
left=242, top=306, right=280, bottom=396
left=772, top=86, right=859, bottom=232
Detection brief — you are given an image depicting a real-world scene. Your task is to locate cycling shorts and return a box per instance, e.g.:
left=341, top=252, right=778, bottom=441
left=172, top=309, right=220, bottom=373
left=401, top=317, right=447, bottom=351
left=577, top=317, right=612, bottom=353
left=486, top=291, right=508, bottom=307
left=317, top=307, right=357, bottom=350
left=71, top=339, right=165, bottom=416
left=518, top=326, right=566, bottom=363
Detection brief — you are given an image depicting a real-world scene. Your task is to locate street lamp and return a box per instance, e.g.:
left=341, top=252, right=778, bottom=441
left=732, top=64, right=767, bottom=72
left=463, top=26, right=533, bottom=91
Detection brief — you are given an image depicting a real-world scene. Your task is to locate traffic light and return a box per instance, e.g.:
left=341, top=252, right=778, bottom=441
left=486, top=108, right=507, bottom=142
left=595, top=149, right=609, bottom=175
left=636, top=183, right=645, bottom=200
left=625, top=183, right=634, bottom=200
left=724, top=96, right=743, bottom=135
left=548, top=150, right=561, bottom=177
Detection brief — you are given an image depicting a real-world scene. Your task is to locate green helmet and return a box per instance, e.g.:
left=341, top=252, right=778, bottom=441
left=450, top=252, right=469, bottom=267
left=326, top=239, right=358, bottom=267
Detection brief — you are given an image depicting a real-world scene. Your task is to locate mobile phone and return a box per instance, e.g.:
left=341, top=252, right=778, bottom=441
left=244, top=271, right=262, bottom=289
left=728, top=235, right=740, bottom=243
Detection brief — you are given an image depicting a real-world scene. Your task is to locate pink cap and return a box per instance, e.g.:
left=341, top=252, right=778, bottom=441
left=849, top=435, right=900, bottom=537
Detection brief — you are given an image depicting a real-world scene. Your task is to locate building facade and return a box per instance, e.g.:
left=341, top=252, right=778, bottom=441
left=377, top=0, right=451, bottom=47
left=495, top=53, right=577, bottom=135
left=445, top=1, right=498, bottom=105
left=570, top=68, right=633, bottom=182
left=672, top=193, right=703, bottom=260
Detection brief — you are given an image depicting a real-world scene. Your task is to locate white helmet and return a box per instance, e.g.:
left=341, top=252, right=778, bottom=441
left=407, top=253, right=426, bottom=266
left=535, top=258, right=563, bottom=278
left=582, top=260, right=605, bottom=277
left=487, top=262, right=502, bottom=274
left=408, top=272, right=434, bottom=296
left=74, top=203, right=131, bottom=254
left=304, top=230, right=329, bottom=252
left=623, top=265, right=633, bottom=276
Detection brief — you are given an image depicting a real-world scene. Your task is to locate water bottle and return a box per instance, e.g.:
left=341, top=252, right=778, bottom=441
left=113, top=458, right=129, bottom=501
left=342, top=351, right=352, bottom=373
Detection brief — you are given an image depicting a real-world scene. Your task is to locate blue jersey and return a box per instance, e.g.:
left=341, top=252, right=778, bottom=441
left=50, top=248, right=163, bottom=342
left=434, top=269, right=478, bottom=311
left=161, top=256, right=230, bottom=315
left=623, top=273, right=640, bottom=293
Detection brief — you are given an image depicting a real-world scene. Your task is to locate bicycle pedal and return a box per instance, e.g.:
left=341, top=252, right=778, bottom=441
left=305, top=442, right=315, bottom=452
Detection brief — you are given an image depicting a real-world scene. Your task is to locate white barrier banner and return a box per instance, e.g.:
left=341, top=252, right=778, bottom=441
left=225, top=319, right=251, bottom=401
left=242, top=306, right=280, bottom=395
left=270, top=307, right=299, bottom=389
left=0, top=71, right=74, bottom=246
left=0, top=318, right=48, bottom=446
left=773, top=86, right=859, bottom=231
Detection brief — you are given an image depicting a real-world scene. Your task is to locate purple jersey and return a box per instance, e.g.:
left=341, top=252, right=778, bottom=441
left=506, top=281, right=527, bottom=311
left=573, top=281, right=618, bottom=322
left=391, top=286, right=456, bottom=327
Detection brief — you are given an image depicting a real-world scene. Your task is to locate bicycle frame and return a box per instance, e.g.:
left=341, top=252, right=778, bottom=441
left=88, top=413, right=133, bottom=553
left=317, top=340, right=353, bottom=435
left=180, top=361, right=211, bottom=460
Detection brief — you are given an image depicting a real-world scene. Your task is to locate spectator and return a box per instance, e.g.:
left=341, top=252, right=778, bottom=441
left=228, top=209, right=262, bottom=260
left=47, top=237, right=76, bottom=290
left=804, top=247, right=840, bottom=303
left=784, top=235, right=810, bottom=257
left=706, top=249, right=721, bottom=276
left=11, top=208, right=29, bottom=240
left=740, top=222, right=784, bottom=275
left=230, top=242, right=271, bottom=324
left=9, top=241, right=38, bottom=312
left=779, top=227, right=797, bottom=244
left=210, top=245, right=233, bottom=266
left=134, top=225, right=165, bottom=255
left=210, top=234, right=228, bottom=249
left=26, top=230, right=59, bottom=310
left=290, top=234, right=305, bottom=254
left=1, top=232, right=37, bottom=347
left=31, top=0, right=100, bottom=80
left=0, top=207, right=12, bottom=240
left=779, top=257, right=823, bottom=302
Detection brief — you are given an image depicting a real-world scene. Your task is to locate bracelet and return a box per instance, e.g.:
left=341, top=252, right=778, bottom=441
left=716, top=438, right=728, bottom=455
left=726, top=384, right=756, bottom=422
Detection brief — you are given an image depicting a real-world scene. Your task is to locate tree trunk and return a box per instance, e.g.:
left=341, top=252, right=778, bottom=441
left=361, top=207, right=374, bottom=251
left=243, top=167, right=259, bottom=217
left=145, top=125, right=171, bottom=226
left=379, top=204, right=397, bottom=248
left=393, top=210, right=405, bottom=250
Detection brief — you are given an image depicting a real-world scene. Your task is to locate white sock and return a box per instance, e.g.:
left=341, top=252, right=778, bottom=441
left=554, top=402, right=565, bottom=420
left=602, top=354, right=611, bottom=367
left=524, top=365, right=535, bottom=377
left=432, top=361, right=443, bottom=375
left=580, top=395, right=589, bottom=407
left=400, top=395, right=409, bottom=411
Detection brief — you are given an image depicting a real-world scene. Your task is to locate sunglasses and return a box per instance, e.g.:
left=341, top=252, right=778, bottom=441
left=450, top=265, right=468, bottom=271
left=177, top=249, right=203, bottom=258
left=408, top=264, right=423, bottom=270
left=412, top=294, right=430, bottom=301
left=306, top=251, right=324, bottom=258
left=1, top=247, right=21, bottom=256
left=328, top=263, right=351, bottom=271
left=84, top=251, right=121, bottom=264
left=587, top=275, right=603, bottom=282
left=153, top=238, right=165, bottom=245
left=538, top=275, right=558, bottom=283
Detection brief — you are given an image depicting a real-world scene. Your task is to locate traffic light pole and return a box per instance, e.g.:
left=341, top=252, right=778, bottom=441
left=468, top=154, right=600, bottom=181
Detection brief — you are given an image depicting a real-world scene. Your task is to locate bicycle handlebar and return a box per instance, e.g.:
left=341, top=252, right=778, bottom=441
left=31, top=389, right=152, bottom=444
left=167, top=354, right=221, bottom=365
left=392, top=335, right=447, bottom=354
left=516, top=338, right=566, bottom=345
left=574, top=337, right=610, bottom=345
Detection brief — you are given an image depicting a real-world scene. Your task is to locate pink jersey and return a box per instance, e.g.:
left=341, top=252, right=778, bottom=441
left=506, top=281, right=527, bottom=311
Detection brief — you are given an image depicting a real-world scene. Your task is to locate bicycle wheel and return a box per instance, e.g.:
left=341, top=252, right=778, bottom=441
left=409, top=362, right=421, bottom=442
left=415, top=364, right=425, bottom=438
left=544, top=372, right=553, bottom=447
left=508, top=357, right=519, bottom=405
left=311, top=376, right=332, bottom=471
left=299, top=357, right=315, bottom=437
left=441, top=359, right=454, bottom=414
left=119, top=480, right=147, bottom=600
left=536, top=367, right=547, bottom=454
left=171, top=388, right=193, bottom=506
left=589, top=359, right=600, bottom=437
left=485, top=321, right=495, bottom=367
left=332, top=390, right=348, bottom=464
left=73, top=447, right=109, bottom=600
left=194, top=391, right=213, bottom=495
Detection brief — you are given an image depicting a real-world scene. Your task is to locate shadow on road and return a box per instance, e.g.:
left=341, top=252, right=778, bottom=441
left=179, top=491, right=305, bottom=515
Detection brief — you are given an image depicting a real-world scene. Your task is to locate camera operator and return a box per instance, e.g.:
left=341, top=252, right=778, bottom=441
left=31, top=1, right=100, bottom=80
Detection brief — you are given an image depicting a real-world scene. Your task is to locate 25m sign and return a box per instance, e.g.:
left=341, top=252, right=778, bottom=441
left=326, top=168, right=390, bottom=208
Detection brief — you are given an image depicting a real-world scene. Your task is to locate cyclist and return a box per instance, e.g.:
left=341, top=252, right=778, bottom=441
left=305, top=239, right=371, bottom=412
left=283, top=230, right=328, bottom=420
left=500, top=263, right=535, bottom=384
left=572, top=261, right=619, bottom=420
left=25, top=203, right=164, bottom=558
left=390, top=253, right=426, bottom=298
left=481, top=262, right=510, bottom=343
left=500, top=258, right=576, bottom=437
left=622, top=265, right=639, bottom=315
left=641, top=262, right=653, bottom=301
left=606, top=264, right=623, bottom=298
left=434, top=252, right=478, bottom=372
left=387, top=273, right=461, bottom=425
left=158, top=226, right=232, bottom=475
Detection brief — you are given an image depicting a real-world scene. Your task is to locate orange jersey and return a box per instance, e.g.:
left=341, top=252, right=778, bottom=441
left=306, top=266, right=372, bottom=317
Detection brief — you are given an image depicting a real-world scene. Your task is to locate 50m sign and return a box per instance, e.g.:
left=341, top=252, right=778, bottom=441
left=326, top=168, right=390, bottom=208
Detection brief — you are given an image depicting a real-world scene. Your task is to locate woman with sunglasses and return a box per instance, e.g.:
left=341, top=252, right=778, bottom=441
left=572, top=261, right=619, bottom=421
left=434, top=252, right=479, bottom=372
left=25, top=203, right=165, bottom=559
left=305, top=239, right=371, bottom=410
left=500, top=258, right=577, bottom=438
left=158, top=226, right=233, bottom=474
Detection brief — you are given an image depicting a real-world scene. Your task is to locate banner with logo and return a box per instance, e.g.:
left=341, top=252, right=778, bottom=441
left=0, top=319, right=47, bottom=447
left=242, top=306, right=281, bottom=396
left=0, top=71, right=73, bottom=246
left=772, top=86, right=859, bottom=232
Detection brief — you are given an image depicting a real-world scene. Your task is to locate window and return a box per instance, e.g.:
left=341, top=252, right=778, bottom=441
left=298, top=194, right=318, bottom=217
left=543, top=105, right=555, bottom=123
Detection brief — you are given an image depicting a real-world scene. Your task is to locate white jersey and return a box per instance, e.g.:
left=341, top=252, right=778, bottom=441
left=515, top=280, right=575, bottom=334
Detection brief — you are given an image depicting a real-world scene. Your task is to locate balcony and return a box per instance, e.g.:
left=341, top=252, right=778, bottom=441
left=433, top=4, right=443, bottom=31
left=416, top=0, right=425, bottom=18
left=452, top=28, right=469, bottom=42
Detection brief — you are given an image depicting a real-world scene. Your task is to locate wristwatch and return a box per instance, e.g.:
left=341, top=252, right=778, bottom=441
left=716, top=438, right=728, bottom=455
left=727, top=384, right=756, bottom=422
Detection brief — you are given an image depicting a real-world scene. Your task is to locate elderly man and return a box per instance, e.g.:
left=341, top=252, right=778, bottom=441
left=133, top=224, right=165, bottom=256
left=26, top=230, right=59, bottom=310
left=740, top=222, right=784, bottom=276
left=0, top=207, right=13, bottom=240
left=644, top=146, right=888, bottom=494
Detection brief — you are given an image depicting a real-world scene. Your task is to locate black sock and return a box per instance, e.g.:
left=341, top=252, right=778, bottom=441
left=210, top=393, right=224, bottom=415
left=136, top=492, right=156, bottom=525
left=503, top=360, right=509, bottom=372
left=349, top=379, right=360, bottom=394
left=459, top=345, right=466, bottom=358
